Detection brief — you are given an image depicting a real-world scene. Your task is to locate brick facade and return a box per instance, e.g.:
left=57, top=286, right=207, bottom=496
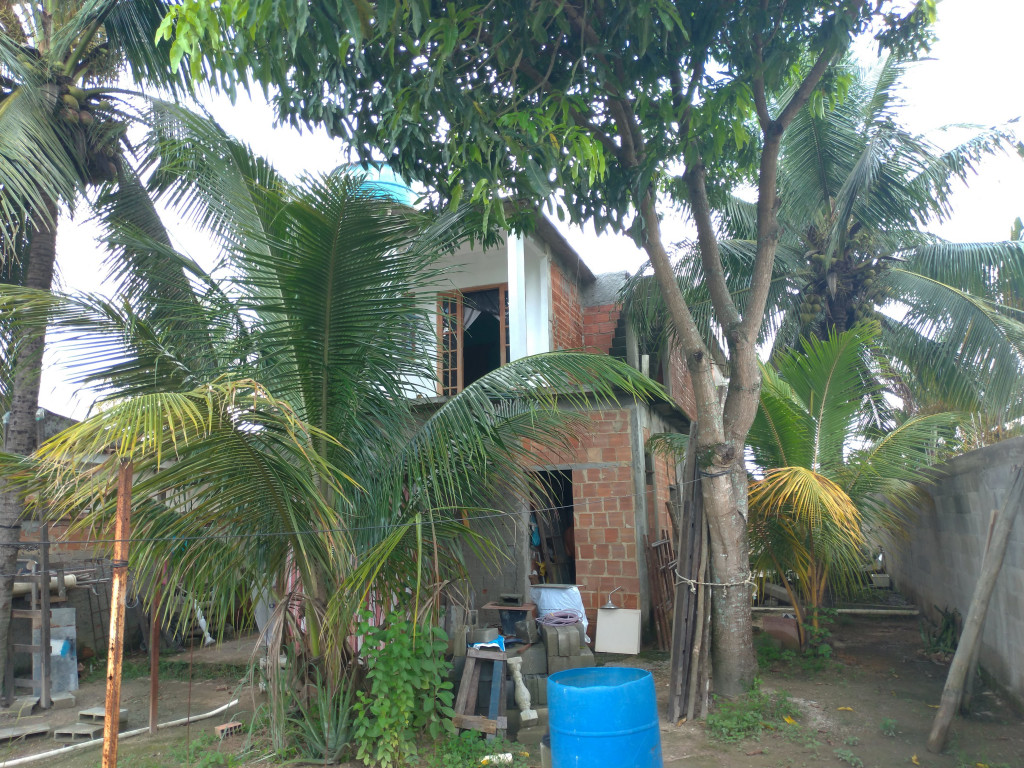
left=570, top=409, right=640, bottom=620
left=665, top=342, right=697, bottom=421
left=581, top=303, right=619, bottom=355
left=550, top=260, right=584, bottom=349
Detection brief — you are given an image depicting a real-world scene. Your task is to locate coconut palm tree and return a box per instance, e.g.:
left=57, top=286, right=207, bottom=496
left=0, top=117, right=661, bottom=753
left=625, top=55, right=1024, bottom=432
left=746, top=323, right=960, bottom=644
left=0, top=0, right=189, bottom=686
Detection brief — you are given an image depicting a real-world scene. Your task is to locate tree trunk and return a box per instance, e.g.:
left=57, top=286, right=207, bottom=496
left=0, top=198, right=59, bottom=699
left=702, top=470, right=757, bottom=697
left=639, top=191, right=759, bottom=697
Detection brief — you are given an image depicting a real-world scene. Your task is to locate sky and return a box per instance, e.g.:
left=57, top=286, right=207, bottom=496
left=42, top=0, right=1024, bottom=418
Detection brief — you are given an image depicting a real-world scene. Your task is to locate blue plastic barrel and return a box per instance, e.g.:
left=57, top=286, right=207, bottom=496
left=548, top=667, right=663, bottom=768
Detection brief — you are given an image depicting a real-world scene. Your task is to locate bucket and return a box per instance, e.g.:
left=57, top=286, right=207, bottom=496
left=547, top=667, right=662, bottom=768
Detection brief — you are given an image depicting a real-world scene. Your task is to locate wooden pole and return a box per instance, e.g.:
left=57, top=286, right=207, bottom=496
left=149, top=573, right=161, bottom=735
left=927, top=467, right=1023, bottom=753
left=102, top=460, right=133, bottom=768
left=38, top=523, right=51, bottom=710
left=961, top=509, right=998, bottom=714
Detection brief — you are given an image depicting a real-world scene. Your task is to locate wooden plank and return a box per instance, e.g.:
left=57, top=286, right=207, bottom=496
left=453, top=655, right=478, bottom=716
left=452, top=714, right=507, bottom=735
left=11, top=609, right=42, bottom=620
left=464, top=657, right=482, bottom=717
left=669, top=420, right=704, bottom=722
left=485, top=659, right=502, bottom=741
left=466, top=648, right=507, bottom=662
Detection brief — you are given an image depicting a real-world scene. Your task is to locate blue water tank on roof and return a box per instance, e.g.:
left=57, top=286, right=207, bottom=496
left=346, top=163, right=417, bottom=206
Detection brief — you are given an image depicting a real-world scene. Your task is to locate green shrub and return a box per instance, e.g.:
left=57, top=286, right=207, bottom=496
left=705, top=680, right=799, bottom=742
left=423, top=731, right=530, bottom=768
left=352, top=612, right=454, bottom=767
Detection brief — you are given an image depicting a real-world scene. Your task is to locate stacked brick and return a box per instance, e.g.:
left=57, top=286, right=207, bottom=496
left=581, top=303, right=619, bottom=354
left=571, top=410, right=640, bottom=626
left=550, top=261, right=584, bottom=349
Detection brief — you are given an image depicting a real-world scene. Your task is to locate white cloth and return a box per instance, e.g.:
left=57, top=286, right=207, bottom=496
left=530, top=584, right=589, bottom=639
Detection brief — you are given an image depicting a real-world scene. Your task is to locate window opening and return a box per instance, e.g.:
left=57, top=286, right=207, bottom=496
left=438, top=285, right=509, bottom=395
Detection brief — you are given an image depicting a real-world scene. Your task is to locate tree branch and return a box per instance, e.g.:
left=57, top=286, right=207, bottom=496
left=685, top=163, right=741, bottom=331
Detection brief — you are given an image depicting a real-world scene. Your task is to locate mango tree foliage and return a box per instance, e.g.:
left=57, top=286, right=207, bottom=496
left=158, top=0, right=937, bottom=695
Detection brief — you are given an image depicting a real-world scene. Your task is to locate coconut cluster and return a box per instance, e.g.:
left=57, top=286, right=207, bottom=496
left=55, top=81, right=126, bottom=184
left=800, top=244, right=887, bottom=329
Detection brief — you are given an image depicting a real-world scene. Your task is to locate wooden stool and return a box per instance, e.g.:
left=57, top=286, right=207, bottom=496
left=453, top=648, right=507, bottom=740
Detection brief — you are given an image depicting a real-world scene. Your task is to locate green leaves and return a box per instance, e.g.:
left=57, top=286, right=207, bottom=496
left=352, top=612, right=454, bottom=767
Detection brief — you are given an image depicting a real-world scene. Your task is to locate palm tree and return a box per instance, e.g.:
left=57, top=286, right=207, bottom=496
left=0, top=0, right=188, bottom=686
left=0, top=117, right=662, bottom=754
left=746, top=323, right=959, bottom=643
left=626, top=55, right=1024, bottom=431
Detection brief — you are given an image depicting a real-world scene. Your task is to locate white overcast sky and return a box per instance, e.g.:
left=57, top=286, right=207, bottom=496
left=44, top=0, right=1024, bottom=417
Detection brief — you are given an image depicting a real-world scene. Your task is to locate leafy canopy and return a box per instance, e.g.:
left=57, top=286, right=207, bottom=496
left=157, top=0, right=935, bottom=235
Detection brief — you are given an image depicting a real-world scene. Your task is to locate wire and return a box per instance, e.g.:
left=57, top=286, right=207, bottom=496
left=0, top=466, right=721, bottom=557
left=536, top=609, right=582, bottom=626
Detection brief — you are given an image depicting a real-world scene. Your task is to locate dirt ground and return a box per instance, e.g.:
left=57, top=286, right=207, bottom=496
left=0, top=616, right=1021, bottom=767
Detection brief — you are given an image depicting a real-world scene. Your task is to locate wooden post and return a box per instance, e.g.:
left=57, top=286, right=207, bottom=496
left=927, top=467, right=1023, bottom=753
left=102, top=460, right=133, bottom=768
left=149, top=573, right=161, bottom=735
left=38, top=524, right=51, bottom=710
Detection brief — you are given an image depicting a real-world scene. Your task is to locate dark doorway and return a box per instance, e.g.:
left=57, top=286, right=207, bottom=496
left=530, top=470, right=575, bottom=584
left=462, top=288, right=504, bottom=387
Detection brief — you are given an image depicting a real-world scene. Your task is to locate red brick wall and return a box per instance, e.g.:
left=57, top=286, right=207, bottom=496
left=570, top=409, right=640, bottom=625
left=551, top=260, right=584, bottom=349
left=665, top=343, right=698, bottom=421
left=582, top=304, right=619, bottom=354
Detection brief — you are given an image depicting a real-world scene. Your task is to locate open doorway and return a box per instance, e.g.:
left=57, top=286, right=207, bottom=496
left=530, top=470, right=575, bottom=584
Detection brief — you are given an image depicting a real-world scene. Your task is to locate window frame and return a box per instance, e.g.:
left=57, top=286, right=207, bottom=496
left=437, top=283, right=510, bottom=396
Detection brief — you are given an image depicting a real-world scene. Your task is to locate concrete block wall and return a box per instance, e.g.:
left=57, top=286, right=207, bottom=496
left=884, top=437, right=1024, bottom=703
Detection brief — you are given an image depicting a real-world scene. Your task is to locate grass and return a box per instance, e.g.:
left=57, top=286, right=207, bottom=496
left=79, top=653, right=250, bottom=685
left=705, top=679, right=800, bottom=743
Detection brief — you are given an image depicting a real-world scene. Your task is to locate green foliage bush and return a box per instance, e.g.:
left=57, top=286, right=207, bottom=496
left=423, top=732, right=530, bottom=768
left=353, top=612, right=455, bottom=767
left=705, top=680, right=799, bottom=742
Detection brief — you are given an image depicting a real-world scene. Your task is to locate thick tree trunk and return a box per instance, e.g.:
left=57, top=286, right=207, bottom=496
left=0, top=198, right=58, bottom=699
left=639, top=192, right=759, bottom=696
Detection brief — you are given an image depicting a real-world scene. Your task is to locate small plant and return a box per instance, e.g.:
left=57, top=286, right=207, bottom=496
left=843, top=736, right=860, bottom=746
left=288, top=666, right=357, bottom=763
left=705, top=679, right=799, bottom=742
left=920, top=606, right=960, bottom=657
left=834, top=748, right=864, bottom=767
left=352, top=611, right=454, bottom=767
left=171, top=732, right=241, bottom=768
left=880, top=717, right=898, bottom=737
left=424, top=731, right=530, bottom=768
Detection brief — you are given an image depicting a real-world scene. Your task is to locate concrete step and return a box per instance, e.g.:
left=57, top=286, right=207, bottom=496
left=0, top=723, right=50, bottom=742
left=54, top=722, right=103, bottom=743
left=79, top=706, right=127, bottom=725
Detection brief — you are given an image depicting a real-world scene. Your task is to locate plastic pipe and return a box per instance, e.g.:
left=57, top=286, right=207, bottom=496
left=0, top=698, right=240, bottom=767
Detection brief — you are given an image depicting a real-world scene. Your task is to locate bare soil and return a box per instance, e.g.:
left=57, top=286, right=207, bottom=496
left=1, top=616, right=1021, bottom=767
left=643, top=616, right=1024, bottom=768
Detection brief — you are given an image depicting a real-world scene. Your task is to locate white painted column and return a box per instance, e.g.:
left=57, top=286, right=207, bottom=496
left=532, top=251, right=552, bottom=355
left=507, top=233, right=528, bottom=361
